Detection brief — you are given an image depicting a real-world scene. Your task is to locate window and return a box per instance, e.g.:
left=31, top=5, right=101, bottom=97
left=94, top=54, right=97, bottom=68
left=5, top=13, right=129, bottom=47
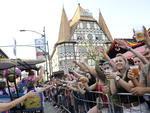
left=89, top=22, right=94, bottom=28
left=87, top=34, right=93, bottom=40
left=76, top=33, right=85, bottom=40
left=95, top=34, right=101, bottom=40
left=82, top=22, right=87, bottom=28
left=77, top=36, right=82, bottom=40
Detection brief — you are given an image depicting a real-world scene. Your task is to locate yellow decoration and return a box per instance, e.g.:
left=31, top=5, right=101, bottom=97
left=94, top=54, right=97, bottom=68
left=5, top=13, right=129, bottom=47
left=23, top=95, right=41, bottom=109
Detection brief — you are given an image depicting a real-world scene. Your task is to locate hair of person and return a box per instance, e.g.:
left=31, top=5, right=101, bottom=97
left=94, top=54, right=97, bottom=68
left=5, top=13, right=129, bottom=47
left=3, top=67, right=21, bottom=78
left=99, top=59, right=107, bottom=65
left=78, top=76, right=89, bottom=83
left=116, top=53, right=128, bottom=63
left=102, top=61, right=112, bottom=67
left=28, top=70, right=35, bottom=76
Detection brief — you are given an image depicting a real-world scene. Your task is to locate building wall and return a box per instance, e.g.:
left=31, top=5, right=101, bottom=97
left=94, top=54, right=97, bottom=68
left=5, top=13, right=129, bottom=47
left=52, top=20, right=111, bottom=73
left=51, top=48, right=59, bottom=72
left=51, top=8, right=112, bottom=74
left=71, top=20, right=110, bottom=66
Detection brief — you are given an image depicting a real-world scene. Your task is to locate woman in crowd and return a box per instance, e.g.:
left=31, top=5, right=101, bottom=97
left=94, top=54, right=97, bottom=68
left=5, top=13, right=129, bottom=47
left=107, top=53, right=149, bottom=113
left=129, top=27, right=150, bottom=109
left=21, top=66, right=44, bottom=92
left=116, top=27, right=150, bottom=109
left=67, top=76, right=88, bottom=113
left=84, top=61, right=116, bottom=113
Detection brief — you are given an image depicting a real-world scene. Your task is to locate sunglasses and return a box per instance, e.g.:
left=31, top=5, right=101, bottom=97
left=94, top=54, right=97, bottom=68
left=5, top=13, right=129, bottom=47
left=134, top=60, right=141, bottom=63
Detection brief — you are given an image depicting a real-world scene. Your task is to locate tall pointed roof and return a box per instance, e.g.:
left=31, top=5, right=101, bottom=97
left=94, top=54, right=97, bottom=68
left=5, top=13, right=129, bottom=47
left=98, top=10, right=113, bottom=41
left=57, top=7, right=70, bottom=43
left=70, top=3, right=95, bottom=26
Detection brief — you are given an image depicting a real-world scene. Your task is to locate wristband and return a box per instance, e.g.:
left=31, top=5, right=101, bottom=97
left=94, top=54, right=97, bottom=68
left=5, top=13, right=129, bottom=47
left=115, top=76, right=121, bottom=81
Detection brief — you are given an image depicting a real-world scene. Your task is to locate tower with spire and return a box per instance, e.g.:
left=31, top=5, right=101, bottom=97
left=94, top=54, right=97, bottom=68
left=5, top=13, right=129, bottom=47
left=50, top=4, right=113, bottom=73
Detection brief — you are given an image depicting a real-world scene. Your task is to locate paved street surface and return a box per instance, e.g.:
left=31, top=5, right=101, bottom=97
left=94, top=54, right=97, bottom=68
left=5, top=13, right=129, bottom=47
left=44, top=102, right=57, bottom=113
left=44, top=101, right=65, bottom=113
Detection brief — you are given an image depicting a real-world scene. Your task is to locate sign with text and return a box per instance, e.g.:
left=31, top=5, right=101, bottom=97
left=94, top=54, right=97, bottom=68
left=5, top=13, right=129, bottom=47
left=35, top=38, right=46, bottom=60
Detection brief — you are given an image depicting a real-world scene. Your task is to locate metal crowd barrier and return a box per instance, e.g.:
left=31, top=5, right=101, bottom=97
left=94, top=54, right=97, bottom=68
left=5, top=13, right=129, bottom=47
left=52, top=90, right=150, bottom=113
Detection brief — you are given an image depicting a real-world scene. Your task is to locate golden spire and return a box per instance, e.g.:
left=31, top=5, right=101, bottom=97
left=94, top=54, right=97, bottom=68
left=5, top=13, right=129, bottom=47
left=98, top=10, right=113, bottom=41
left=57, top=7, right=70, bottom=43
left=70, top=3, right=95, bottom=26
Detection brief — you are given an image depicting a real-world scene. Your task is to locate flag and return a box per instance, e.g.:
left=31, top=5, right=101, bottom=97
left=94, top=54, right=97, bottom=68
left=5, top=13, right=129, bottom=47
left=35, top=38, right=46, bottom=59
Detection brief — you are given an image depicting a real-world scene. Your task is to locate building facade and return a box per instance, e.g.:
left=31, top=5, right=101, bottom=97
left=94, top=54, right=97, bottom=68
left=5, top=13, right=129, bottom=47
left=50, top=4, right=113, bottom=74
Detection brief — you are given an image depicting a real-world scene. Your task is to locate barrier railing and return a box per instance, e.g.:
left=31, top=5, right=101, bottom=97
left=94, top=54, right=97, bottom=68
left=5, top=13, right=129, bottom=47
left=50, top=89, right=150, bottom=113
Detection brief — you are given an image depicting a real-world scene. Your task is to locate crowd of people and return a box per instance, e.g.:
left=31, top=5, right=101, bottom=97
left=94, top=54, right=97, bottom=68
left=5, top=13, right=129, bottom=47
left=0, top=66, right=51, bottom=112
left=44, top=26, right=150, bottom=113
left=0, top=27, right=149, bottom=113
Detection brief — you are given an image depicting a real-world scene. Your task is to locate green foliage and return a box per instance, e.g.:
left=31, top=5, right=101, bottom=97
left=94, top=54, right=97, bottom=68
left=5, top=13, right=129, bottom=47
left=81, top=41, right=104, bottom=62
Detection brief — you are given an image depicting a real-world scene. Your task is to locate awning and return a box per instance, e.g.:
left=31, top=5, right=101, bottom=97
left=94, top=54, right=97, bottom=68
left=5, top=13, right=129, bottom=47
left=16, top=59, right=45, bottom=65
left=0, top=59, right=45, bottom=70
left=15, top=59, right=46, bottom=71
left=0, top=59, right=16, bottom=70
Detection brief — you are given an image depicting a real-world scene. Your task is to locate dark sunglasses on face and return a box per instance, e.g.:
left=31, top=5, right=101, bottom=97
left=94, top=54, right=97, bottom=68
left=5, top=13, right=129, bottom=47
left=134, top=60, right=141, bottom=63
left=103, top=67, right=110, bottom=71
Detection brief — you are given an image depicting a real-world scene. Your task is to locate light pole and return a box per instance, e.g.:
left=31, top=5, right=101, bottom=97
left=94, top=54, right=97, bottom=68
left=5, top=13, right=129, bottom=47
left=20, top=27, right=49, bottom=80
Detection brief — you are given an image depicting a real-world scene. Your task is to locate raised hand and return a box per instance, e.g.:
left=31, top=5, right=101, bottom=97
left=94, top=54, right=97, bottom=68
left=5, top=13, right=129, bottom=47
left=143, top=26, right=150, bottom=47
left=115, top=40, right=129, bottom=49
left=127, top=69, right=137, bottom=79
left=72, top=60, right=89, bottom=73
left=99, top=46, right=105, bottom=53
left=106, top=71, right=120, bottom=79
left=130, top=87, right=146, bottom=95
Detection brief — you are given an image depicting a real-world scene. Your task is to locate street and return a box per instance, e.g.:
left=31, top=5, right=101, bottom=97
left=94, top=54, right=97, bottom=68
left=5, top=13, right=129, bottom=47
left=44, top=101, right=65, bottom=113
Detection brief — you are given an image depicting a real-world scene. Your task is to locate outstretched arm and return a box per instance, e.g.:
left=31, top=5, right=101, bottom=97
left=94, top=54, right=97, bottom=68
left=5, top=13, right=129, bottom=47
left=99, top=46, right=111, bottom=61
left=80, top=61, right=98, bottom=76
left=116, top=40, right=148, bottom=64
left=71, top=70, right=83, bottom=78
left=109, top=79, right=117, bottom=94
left=99, top=47, right=117, bottom=70
left=84, top=82, right=97, bottom=91
left=0, top=91, right=37, bottom=112
left=73, top=60, right=89, bottom=73
left=107, top=72, right=135, bottom=92
left=36, top=85, right=52, bottom=93
left=73, top=60, right=97, bottom=78
left=67, top=84, right=78, bottom=92
left=35, top=66, right=44, bottom=82
left=131, top=87, right=150, bottom=95
left=143, top=26, right=150, bottom=47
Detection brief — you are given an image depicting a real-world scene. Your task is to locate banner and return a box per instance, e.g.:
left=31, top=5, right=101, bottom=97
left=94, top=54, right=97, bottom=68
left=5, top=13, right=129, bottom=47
left=35, top=38, right=46, bottom=59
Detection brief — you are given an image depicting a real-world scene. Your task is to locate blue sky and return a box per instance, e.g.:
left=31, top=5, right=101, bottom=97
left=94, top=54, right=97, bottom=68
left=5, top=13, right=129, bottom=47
left=0, top=0, right=149, bottom=59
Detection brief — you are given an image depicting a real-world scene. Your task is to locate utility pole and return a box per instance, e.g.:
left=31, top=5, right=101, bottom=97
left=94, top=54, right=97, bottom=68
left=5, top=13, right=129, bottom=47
left=20, top=27, right=50, bottom=80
